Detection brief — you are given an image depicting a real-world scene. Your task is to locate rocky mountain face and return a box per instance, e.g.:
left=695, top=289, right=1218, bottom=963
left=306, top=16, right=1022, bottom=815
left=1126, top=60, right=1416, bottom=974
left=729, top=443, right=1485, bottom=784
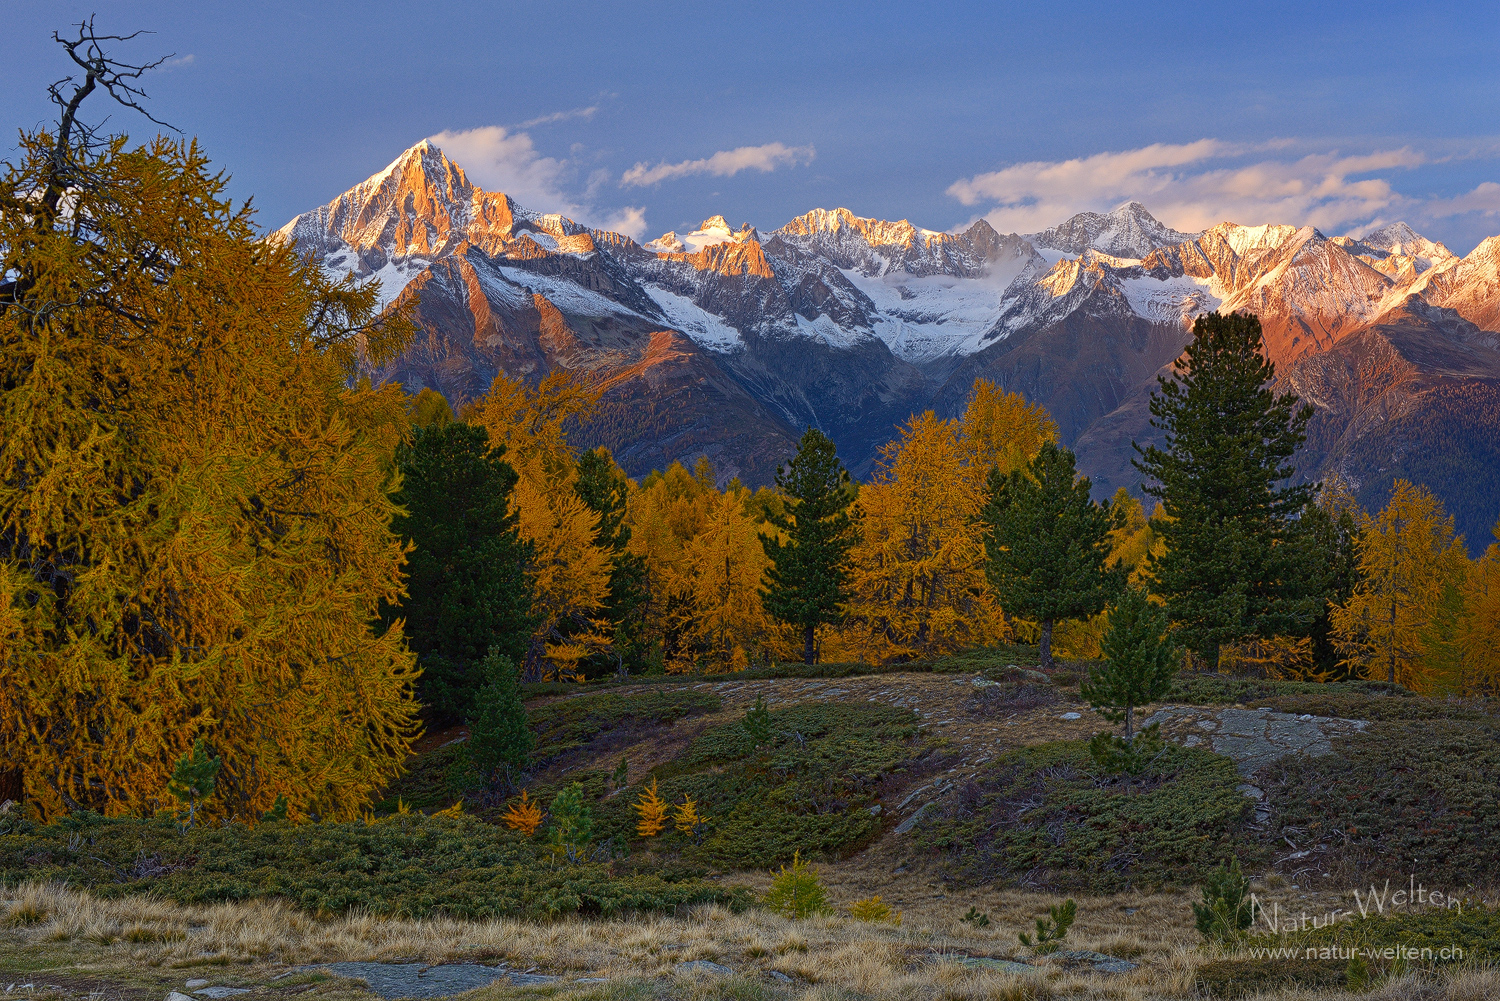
left=280, top=142, right=1500, bottom=543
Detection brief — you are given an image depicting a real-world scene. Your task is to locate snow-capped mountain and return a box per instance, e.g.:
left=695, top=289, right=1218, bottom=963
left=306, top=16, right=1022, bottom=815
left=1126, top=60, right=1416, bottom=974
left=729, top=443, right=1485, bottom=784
left=280, top=141, right=1500, bottom=543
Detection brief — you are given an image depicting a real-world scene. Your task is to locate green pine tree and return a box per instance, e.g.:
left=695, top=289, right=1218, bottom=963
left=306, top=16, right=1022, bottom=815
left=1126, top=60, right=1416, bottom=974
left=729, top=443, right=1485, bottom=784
left=1082, top=586, right=1179, bottom=741
left=388, top=423, right=535, bottom=720
left=467, top=648, right=533, bottom=787
left=1133, top=312, right=1321, bottom=670
left=166, top=738, right=221, bottom=829
left=573, top=447, right=650, bottom=679
left=981, top=442, right=1126, bottom=668
left=759, top=428, right=859, bottom=665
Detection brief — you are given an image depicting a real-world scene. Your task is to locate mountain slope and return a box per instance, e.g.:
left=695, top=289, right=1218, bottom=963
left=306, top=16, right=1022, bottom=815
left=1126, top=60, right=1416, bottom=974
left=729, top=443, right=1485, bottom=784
left=280, top=141, right=1500, bottom=540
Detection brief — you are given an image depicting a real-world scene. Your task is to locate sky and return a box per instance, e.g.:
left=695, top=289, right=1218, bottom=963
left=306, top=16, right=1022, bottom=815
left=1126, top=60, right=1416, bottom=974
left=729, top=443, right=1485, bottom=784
left=5, top=2, right=1500, bottom=252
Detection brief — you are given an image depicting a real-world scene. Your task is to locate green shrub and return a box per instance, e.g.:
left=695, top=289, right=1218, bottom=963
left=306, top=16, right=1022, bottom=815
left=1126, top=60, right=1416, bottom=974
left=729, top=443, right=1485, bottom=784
left=0, top=812, right=746, bottom=920
left=1193, top=858, right=1253, bottom=942
left=762, top=852, right=831, bottom=919
left=1257, top=720, right=1500, bottom=886
left=1268, top=903, right=1499, bottom=966
left=921, top=739, right=1260, bottom=892
left=960, top=906, right=990, bottom=927
left=1193, top=957, right=1346, bottom=998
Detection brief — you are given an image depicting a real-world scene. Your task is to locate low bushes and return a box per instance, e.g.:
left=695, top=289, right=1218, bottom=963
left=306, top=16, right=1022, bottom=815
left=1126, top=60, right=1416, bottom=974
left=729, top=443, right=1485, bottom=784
left=1167, top=675, right=1407, bottom=706
left=0, top=811, right=745, bottom=920
left=921, top=740, right=1259, bottom=892
left=573, top=701, right=926, bottom=870
left=1256, top=720, right=1500, bottom=886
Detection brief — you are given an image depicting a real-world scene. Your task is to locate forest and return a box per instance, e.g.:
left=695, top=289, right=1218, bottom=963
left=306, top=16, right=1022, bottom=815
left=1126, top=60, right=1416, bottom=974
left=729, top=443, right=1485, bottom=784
left=2, top=51, right=1498, bottom=832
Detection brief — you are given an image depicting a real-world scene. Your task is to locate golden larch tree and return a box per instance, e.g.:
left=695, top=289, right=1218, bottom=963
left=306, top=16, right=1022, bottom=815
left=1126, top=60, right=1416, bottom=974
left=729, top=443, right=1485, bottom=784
left=470, top=371, right=613, bottom=680
left=1330, top=480, right=1469, bottom=691
left=0, top=120, right=418, bottom=820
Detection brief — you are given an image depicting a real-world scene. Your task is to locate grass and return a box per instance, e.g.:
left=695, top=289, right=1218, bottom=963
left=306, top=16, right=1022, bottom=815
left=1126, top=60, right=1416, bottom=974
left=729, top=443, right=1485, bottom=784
left=921, top=739, right=1261, bottom=892
left=4, top=881, right=1499, bottom=1001
left=529, top=689, right=723, bottom=760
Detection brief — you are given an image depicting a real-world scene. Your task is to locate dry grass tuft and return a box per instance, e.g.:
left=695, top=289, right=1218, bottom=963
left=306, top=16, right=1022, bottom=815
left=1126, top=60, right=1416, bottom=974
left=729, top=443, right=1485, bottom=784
left=2, top=882, right=1497, bottom=1001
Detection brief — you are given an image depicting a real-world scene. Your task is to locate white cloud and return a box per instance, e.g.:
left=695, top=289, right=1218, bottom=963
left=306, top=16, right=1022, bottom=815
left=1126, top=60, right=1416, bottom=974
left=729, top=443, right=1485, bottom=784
left=948, top=140, right=1436, bottom=236
left=426, top=125, right=649, bottom=240
left=1422, top=181, right=1500, bottom=219
left=597, top=206, right=649, bottom=241
left=621, top=142, right=815, bottom=187
left=518, top=106, right=599, bottom=129
left=162, top=53, right=195, bottom=69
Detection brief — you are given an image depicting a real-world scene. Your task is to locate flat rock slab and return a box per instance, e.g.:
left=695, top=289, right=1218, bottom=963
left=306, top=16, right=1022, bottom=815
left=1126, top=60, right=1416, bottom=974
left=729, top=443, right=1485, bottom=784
left=954, top=957, right=1037, bottom=974
left=676, top=961, right=733, bottom=976
left=1053, top=949, right=1139, bottom=974
left=1141, top=706, right=1369, bottom=776
left=310, top=963, right=557, bottom=999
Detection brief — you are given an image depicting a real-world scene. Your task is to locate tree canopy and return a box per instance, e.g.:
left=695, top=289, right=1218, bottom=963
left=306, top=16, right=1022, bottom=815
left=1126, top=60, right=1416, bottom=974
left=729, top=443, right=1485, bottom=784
left=0, top=69, right=418, bottom=820
left=760, top=427, right=859, bottom=665
left=1134, top=312, right=1321, bottom=669
left=981, top=442, right=1124, bottom=668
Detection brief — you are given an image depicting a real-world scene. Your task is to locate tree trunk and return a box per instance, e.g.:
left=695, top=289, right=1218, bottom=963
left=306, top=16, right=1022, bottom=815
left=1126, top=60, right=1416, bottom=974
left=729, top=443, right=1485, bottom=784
left=1124, top=704, right=1134, bottom=744
left=1205, top=643, right=1221, bottom=674
left=1039, top=619, right=1054, bottom=670
left=0, top=767, right=21, bottom=806
left=804, top=623, right=816, bottom=666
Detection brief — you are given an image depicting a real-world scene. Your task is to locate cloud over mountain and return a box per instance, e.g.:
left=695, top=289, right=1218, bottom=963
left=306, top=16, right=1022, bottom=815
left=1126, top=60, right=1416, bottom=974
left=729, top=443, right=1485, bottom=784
left=621, top=142, right=815, bottom=187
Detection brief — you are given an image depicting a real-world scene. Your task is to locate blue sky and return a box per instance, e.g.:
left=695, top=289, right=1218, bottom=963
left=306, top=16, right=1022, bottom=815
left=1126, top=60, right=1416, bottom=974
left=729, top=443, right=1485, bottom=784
left=6, top=1, right=1499, bottom=251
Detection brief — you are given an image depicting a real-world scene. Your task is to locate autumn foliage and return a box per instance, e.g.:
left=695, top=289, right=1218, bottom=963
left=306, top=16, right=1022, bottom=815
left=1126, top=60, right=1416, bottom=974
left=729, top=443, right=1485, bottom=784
left=0, top=128, right=418, bottom=821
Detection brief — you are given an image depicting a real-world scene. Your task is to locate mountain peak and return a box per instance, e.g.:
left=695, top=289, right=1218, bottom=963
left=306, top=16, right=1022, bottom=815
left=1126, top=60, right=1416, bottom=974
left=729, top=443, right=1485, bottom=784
left=1026, top=203, right=1197, bottom=259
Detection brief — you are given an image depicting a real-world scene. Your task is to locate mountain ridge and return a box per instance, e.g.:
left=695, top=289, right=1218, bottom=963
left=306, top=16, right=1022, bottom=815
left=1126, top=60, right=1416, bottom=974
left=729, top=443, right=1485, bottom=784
left=281, top=141, right=1500, bottom=546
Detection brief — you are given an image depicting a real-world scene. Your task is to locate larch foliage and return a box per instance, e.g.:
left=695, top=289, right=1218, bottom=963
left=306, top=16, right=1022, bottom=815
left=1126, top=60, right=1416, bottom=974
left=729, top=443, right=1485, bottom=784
left=0, top=127, right=418, bottom=821
left=1461, top=519, right=1500, bottom=694
left=680, top=489, right=775, bottom=671
left=839, top=411, right=1002, bottom=661
left=1330, top=480, right=1469, bottom=691
left=633, top=778, right=669, bottom=837
left=471, top=371, right=613, bottom=680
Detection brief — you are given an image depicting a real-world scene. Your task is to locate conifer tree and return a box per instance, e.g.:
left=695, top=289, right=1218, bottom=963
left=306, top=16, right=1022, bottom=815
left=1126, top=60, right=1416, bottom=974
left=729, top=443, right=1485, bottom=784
left=1082, top=586, right=1179, bottom=741
left=390, top=424, right=534, bottom=719
left=1133, top=312, right=1321, bottom=670
left=760, top=428, right=859, bottom=664
left=467, top=649, right=532, bottom=787
left=982, top=442, right=1125, bottom=668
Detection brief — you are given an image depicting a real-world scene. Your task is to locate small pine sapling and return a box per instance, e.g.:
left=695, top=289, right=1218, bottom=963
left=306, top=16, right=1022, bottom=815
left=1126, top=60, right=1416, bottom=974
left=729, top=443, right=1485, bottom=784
left=261, top=795, right=289, bottom=823
left=960, top=906, right=991, bottom=927
left=547, top=782, right=595, bottom=862
left=502, top=789, right=544, bottom=836
left=763, top=851, right=832, bottom=919
left=742, top=694, right=775, bottom=747
left=611, top=756, right=629, bottom=790
left=167, top=739, right=221, bottom=831
left=1193, top=857, right=1254, bottom=942
left=633, top=778, right=669, bottom=837
left=1019, top=898, right=1076, bottom=954
left=1082, top=586, right=1179, bottom=743
left=468, top=649, right=533, bottom=790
